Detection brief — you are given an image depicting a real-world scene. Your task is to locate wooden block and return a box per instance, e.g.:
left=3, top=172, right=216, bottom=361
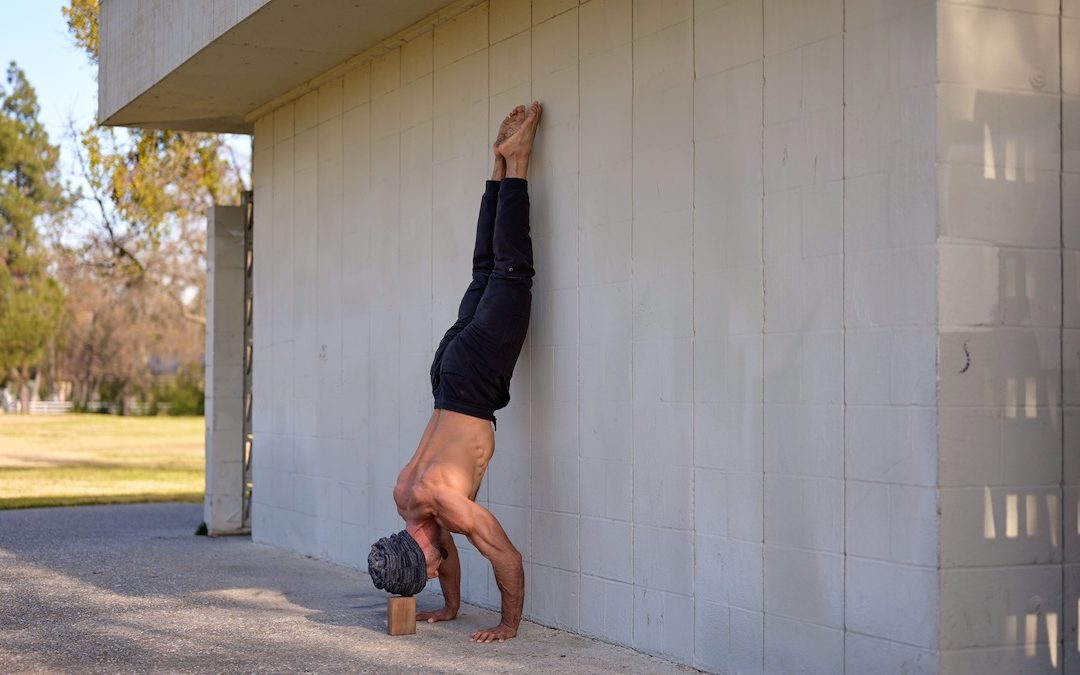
left=387, top=595, right=416, bottom=635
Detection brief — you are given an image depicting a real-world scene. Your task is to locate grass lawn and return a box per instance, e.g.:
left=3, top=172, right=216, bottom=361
left=0, top=413, right=204, bottom=509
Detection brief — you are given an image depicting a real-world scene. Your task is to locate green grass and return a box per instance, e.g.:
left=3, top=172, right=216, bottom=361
left=0, top=413, right=204, bottom=509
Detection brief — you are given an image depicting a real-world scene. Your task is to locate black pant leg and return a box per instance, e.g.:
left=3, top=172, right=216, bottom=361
left=469, top=177, right=533, bottom=375
left=490, top=177, right=534, bottom=282
left=454, top=180, right=501, bottom=322
left=433, top=178, right=534, bottom=418
left=431, top=180, right=501, bottom=386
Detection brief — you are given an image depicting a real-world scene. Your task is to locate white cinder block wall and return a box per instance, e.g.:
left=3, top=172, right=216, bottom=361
left=1067, top=3, right=1080, bottom=669
left=245, top=0, right=1076, bottom=672
left=937, top=1, right=1079, bottom=672
left=204, top=205, right=248, bottom=535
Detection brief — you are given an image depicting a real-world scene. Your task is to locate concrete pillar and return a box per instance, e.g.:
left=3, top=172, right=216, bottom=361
left=937, top=3, right=1076, bottom=671
left=205, top=205, right=247, bottom=535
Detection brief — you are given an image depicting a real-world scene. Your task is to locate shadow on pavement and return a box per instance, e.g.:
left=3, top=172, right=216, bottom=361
left=0, top=502, right=695, bottom=674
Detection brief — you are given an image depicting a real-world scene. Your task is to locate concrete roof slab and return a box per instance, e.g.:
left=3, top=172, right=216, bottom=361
left=99, top=0, right=454, bottom=133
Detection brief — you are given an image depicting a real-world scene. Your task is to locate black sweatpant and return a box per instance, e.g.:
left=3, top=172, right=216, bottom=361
left=429, top=178, right=534, bottom=424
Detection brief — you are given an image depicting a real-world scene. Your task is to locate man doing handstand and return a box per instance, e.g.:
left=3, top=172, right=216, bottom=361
left=367, top=102, right=542, bottom=643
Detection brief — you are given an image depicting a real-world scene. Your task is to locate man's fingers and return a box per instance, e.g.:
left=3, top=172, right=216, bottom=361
left=470, top=628, right=512, bottom=642
left=418, top=610, right=454, bottom=623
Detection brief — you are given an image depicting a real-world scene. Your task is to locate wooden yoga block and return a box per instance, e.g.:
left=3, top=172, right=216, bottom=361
left=387, top=595, right=416, bottom=636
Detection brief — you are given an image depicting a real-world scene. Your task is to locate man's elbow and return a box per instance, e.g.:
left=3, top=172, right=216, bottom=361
left=489, top=542, right=523, bottom=568
left=392, top=479, right=411, bottom=505
left=505, top=547, right=524, bottom=570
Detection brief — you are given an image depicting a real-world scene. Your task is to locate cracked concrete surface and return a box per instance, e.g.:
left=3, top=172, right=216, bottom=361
left=0, top=503, right=696, bottom=674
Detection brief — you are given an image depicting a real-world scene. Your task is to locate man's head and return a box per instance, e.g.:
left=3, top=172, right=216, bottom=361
left=367, top=530, right=427, bottom=596
left=367, top=530, right=449, bottom=595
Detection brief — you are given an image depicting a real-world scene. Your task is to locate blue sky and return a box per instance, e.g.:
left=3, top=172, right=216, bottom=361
left=1, top=0, right=250, bottom=245
left=0, top=0, right=98, bottom=153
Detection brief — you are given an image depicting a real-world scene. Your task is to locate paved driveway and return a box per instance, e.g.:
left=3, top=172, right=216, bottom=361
left=0, top=503, right=696, bottom=674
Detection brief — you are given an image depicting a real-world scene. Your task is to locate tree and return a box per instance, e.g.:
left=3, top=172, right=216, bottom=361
left=49, top=243, right=204, bottom=412
left=64, top=0, right=246, bottom=325
left=63, top=0, right=98, bottom=65
left=54, top=0, right=247, bottom=412
left=0, top=63, right=67, bottom=413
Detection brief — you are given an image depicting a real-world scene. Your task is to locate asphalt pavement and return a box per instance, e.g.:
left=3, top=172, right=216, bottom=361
left=0, top=502, right=696, bottom=674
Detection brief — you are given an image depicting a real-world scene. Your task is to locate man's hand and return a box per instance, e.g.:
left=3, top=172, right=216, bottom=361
left=417, top=605, right=458, bottom=623
left=427, top=527, right=461, bottom=623
left=470, top=621, right=518, bottom=643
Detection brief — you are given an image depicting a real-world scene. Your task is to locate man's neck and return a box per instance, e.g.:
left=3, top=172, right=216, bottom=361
left=406, top=518, right=440, bottom=554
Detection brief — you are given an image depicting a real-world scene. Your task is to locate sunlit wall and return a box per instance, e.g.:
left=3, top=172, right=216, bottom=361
left=937, top=1, right=1078, bottom=671
left=243, top=0, right=1076, bottom=672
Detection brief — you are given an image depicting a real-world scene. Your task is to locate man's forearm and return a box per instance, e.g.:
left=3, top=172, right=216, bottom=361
left=435, top=493, right=526, bottom=637
left=491, top=551, right=524, bottom=629
left=438, top=544, right=462, bottom=612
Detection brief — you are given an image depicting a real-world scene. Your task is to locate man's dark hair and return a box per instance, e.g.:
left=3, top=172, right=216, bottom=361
left=367, top=530, right=427, bottom=596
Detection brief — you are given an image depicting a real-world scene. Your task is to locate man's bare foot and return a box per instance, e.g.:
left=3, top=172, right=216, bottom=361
left=490, top=105, right=525, bottom=180
left=494, top=105, right=527, bottom=149
left=469, top=621, right=518, bottom=643
left=496, top=101, right=542, bottom=179
left=417, top=606, right=458, bottom=623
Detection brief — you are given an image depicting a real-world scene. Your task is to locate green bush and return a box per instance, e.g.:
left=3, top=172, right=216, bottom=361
left=152, top=363, right=205, bottom=416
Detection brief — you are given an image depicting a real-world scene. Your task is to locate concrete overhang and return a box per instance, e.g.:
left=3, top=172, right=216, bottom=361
left=99, top=0, right=456, bottom=134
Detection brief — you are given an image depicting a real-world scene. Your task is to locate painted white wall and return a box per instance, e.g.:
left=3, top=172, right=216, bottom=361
left=1067, top=3, right=1080, bottom=670
left=205, top=205, right=248, bottom=535
left=244, top=0, right=1075, bottom=672
left=936, top=1, right=1078, bottom=672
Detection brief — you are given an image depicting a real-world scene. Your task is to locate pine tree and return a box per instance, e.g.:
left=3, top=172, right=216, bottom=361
left=0, top=63, right=67, bottom=413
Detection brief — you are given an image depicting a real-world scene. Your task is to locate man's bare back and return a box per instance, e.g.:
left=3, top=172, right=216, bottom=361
left=396, top=409, right=495, bottom=507
left=368, top=102, right=542, bottom=643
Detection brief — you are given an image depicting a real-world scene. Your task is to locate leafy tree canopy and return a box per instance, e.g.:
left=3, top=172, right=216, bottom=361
left=62, top=0, right=246, bottom=317
left=0, top=63, right=66, bottom=381
left=0, top=63, right=64, bottom=274
left=34, top=0, right=248, bottom=412
left=62, top=0, right=99, bottom=64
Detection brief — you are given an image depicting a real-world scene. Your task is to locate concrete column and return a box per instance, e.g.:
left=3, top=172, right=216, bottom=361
left=205, top=205, right=247, bottom=535
left=1064, top=2, right=1080, bottom=666
left=937, top=3, right=1074, bottom=672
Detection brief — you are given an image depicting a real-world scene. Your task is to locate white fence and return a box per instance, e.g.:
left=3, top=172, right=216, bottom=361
left=1, top=399, right=172, bottom=415
left=0, top=400, right=75, bottom=415
left=29, top=401, right=74, bottom=415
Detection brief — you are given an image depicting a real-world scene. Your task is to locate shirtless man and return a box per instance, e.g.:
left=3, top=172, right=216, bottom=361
left=367, top=102, right=542, bottom=643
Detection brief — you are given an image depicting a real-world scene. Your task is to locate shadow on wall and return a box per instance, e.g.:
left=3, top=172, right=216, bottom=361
left=938, top=78, right=1077, bottom=669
